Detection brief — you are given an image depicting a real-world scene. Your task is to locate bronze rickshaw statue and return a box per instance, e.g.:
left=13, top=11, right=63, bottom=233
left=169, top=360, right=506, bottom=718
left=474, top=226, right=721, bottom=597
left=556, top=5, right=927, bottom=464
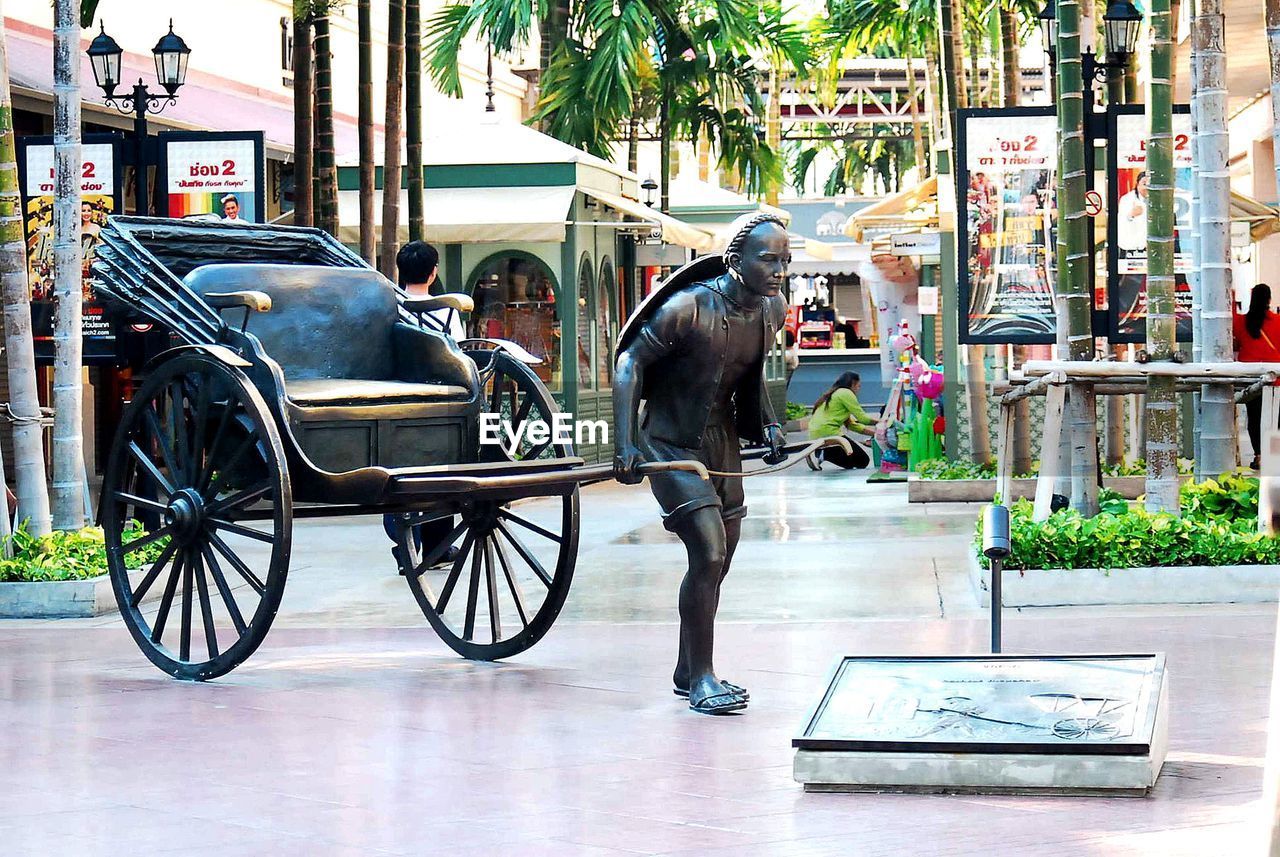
left=92, top=217, right=842, bottom=682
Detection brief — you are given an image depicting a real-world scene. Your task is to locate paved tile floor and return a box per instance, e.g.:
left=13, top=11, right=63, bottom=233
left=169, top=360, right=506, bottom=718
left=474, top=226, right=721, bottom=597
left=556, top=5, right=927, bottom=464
left=1, top=468, right=1275, bottom=855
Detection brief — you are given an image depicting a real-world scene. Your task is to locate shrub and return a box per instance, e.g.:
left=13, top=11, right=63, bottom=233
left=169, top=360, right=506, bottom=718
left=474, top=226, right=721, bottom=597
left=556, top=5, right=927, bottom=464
left=784, top=402, right=810, bottom=422
left=0, top=521, right=166, bottom=582
left=974, top=473, right=1276, bottom=570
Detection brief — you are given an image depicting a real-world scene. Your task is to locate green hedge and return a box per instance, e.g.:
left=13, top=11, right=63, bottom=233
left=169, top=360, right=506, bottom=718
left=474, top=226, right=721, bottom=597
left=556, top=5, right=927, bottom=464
left=0, top=521, right=165, bottom=582
left=920, top=457, right=1191, bottom=481
left=975, top=474, right=1277, bottom=570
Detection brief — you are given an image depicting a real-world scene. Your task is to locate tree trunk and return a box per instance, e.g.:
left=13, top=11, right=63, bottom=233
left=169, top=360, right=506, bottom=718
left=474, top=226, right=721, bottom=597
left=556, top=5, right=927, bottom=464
left=380, top=0, right=405, bottom=280
left=967, top=28, right=981, bottom=107
left=537, top=0, right=571, bottom=131
left=357, top=0, right=375, bottom=264
left=405, top=0, right=424, bottom=243
left=1001, top=6, right=1021, bottom=107
left=938, top=0, right=967, bottom=121
left=1144, top=0, right=1180, bottom=513
left=765, top=65, right=781, bottom=205
left=51, top=0, right=83, bottom=529
left=0, top=12, right=51, bottom=537
left=923, top=40, right=942, bottom=167
left=1195, top=0, right=1237, bottom=479
left=292, top=11, right=314, bottom=227
left=905, top=47, right=927, bottom=175
left=313, top=14, right=339, bottom=237
left=1058, top=0, right=1099, bottom=516
left=659, top=79, right=671, bottom=212
left=627, top=112, right=639, bottom=175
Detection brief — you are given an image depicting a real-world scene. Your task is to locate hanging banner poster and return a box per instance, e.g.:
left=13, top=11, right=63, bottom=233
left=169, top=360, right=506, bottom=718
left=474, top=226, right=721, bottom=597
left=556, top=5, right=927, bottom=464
left=158, top=131, right=265, bottom=222
left=956, top=108, right=1059, bottom=344
left=16, top=134, right=124, bottom=363
left=1108, top=105, right=1193, bottom=343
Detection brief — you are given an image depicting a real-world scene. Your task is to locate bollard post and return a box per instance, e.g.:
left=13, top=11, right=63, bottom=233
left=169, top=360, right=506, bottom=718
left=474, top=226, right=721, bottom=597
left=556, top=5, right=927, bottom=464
left=982, top=504, right=1012, bottom=654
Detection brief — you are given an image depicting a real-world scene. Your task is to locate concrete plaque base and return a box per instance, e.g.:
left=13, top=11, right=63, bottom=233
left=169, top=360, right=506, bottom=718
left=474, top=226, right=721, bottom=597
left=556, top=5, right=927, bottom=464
left=794, top=655, right=1168, bottom=796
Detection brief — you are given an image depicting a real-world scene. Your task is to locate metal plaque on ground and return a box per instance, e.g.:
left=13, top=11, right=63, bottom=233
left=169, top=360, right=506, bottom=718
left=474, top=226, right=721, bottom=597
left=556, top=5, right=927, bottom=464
left=793, top=654, right=1168, bottom=796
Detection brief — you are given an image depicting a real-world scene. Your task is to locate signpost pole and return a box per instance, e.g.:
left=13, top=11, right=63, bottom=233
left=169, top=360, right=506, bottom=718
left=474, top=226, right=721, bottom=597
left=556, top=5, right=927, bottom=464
left=132, top=83, right=149, bottom=215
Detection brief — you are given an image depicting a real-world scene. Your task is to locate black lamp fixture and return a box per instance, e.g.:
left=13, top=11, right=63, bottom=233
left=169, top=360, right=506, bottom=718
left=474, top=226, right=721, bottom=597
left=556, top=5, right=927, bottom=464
left=86, top=22, right=123, bottom=97
left=1038, top=0, right=1142, bottom=84
left=152, top=20, right=192, bottom=96
left=1102, top=0, right=1143, bottom=61
left=641, top=176, right=658, bottom=207
left=86, top=20, right=192, bottom=215
left=1037, top=0, right=1058, bottom=60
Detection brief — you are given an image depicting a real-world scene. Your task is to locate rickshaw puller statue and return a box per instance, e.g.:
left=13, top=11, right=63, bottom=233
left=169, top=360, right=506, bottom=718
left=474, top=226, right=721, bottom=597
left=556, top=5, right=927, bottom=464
left=613, top=213, right=790, bottom=715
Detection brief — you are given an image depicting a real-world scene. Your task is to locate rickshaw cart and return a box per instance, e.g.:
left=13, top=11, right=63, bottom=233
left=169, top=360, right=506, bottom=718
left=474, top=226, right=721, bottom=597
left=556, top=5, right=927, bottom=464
left=93, top=217, right=672, bottom=680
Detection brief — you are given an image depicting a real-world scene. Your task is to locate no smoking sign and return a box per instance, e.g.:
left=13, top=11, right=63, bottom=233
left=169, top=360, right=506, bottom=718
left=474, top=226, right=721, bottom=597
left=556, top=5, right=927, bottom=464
left=1085, top=190, right=1104, bottom=217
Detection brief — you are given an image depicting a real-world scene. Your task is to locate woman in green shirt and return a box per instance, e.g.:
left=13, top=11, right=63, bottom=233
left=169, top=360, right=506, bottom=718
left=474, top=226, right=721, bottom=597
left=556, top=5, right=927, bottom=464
left=807, top=372, right=873, bottom=469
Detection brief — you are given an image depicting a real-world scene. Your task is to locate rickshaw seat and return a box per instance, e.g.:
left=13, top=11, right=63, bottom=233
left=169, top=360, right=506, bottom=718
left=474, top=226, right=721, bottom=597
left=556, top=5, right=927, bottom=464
left=182, top=263, right=480, bottom=409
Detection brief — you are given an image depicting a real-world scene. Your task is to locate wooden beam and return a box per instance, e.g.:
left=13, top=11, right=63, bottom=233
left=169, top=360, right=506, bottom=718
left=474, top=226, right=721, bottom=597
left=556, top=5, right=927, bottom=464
left=1024, top=360, right=1280, bottom=379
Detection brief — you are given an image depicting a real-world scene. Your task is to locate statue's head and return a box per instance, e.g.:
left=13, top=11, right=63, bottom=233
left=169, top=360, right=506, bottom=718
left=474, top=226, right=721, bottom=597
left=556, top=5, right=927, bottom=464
left=723, top=213, right=790, bottom=299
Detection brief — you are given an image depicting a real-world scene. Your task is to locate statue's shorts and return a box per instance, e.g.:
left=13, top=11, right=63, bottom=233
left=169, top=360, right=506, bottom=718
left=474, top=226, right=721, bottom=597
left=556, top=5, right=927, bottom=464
left=639, top=419, right=745, bottom=532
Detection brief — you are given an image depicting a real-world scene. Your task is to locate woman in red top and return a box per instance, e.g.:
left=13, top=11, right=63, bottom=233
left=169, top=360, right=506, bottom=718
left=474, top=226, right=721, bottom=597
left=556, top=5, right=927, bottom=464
left=1233, top=284, right=1280, bottom=468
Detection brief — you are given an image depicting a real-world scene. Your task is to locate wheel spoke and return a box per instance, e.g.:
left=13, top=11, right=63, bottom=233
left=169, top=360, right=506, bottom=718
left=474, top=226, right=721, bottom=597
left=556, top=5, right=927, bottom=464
left=150, top=551, right=185, bottom=644
left=523, top=440, right=551, bottom=461
left=208, top=530, right=267, bottom=596
left=497, top=508, right=563, bottom=544
left=209, top=518, right=275, bottom=543
left=189, top=377, right=212, bottom=485
left=191, top=547, right=219, bottom=659
left=488, top=373, right=505, bottom=413
left=463, top=534, right=484, bottom=642
left=142, top=405, right=182, bottom=488
left=204, top=433, right=260, bottom=501
left=207, top=481, right=273, bottom=517
left=122, top=523, right=175, bottom=556
left=495, top=520, right=553, bottom=588
left=483, top=536, right=501, bottom=641
left=491, top=531, right=529, bottom=628
left=198, top=399, right=237, bottom=493
left=128, top=440, right=175, bottom=498
left=179, top=547, right=195, bottom=661
left=169, top=382, right=192, bottom=487
left=114, top=490, right=169, bottom=514
left=510, top=394, right=534, bottom=437
left=129, top=539, right=179, bottom=608
left=434, top=530, right=475, bottom=615
left=413, top=519, right=467, bottom=574
left=201, top=543, right=247, bottom=635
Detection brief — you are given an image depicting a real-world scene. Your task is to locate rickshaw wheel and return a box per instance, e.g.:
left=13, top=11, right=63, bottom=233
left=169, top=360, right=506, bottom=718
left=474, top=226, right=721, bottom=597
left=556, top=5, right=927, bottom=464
left=102, top=352, right=292, bottom=681
left=398, top=348, right=579, bottom=660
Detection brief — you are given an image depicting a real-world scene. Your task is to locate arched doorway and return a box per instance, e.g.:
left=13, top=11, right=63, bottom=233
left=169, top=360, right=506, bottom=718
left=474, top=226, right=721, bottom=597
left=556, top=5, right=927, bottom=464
left=465, top=251, right=561, bottom=391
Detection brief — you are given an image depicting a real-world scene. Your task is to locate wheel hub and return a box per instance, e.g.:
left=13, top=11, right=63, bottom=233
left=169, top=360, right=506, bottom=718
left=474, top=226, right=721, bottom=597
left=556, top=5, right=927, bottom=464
left=163, top=488, right=206, bottom=543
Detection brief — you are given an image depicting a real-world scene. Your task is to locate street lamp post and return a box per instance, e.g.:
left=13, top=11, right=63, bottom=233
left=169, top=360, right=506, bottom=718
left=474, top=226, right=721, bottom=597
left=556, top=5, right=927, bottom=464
left=86, top=21, right=191, bottom=215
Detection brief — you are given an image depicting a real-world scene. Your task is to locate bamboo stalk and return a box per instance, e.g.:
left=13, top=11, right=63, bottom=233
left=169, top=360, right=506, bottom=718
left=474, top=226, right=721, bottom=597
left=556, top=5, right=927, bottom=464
left=313, top=13, right=339, bottom=237
left=1145, top=0, right=1180, bottom=513
left=1057, top=0, right=1098, bottom=516
left=291, top=9, right=313, bottom=227
left=1195, top=0, right=1237, bottom=479
left=405, top=0, right=424, bottom=243
left=51, top=0, right=83, bottom=529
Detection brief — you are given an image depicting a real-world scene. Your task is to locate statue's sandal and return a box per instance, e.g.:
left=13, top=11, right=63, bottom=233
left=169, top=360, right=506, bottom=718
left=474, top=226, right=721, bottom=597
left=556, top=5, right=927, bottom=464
left=674, top=681, right=749, bottom=701
left=688, top=691, right=748, bottom=715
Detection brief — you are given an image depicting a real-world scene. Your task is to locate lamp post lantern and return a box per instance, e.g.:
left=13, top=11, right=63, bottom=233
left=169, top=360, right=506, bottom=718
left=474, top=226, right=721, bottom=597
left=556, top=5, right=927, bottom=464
left=87, top=20, right=191, bottom=215
left=641, top=177, right=658, bottom=208
left=1038, top=0, right=1141, bottom=91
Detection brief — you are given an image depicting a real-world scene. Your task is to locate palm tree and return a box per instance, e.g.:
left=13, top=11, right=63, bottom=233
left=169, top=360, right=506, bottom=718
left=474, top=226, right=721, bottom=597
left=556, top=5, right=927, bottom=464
left=52, top=0, right=83, bottom=529
left=381, top=0, right=406, bottom=280
left=358, top=0, right=375, bottom=264
left=427, top=1, right=810, bottom=199
left=406, top=0, right=425, bottom=242
left=1145, top=0, right=1179, bottom=512
left=0, top=9, right=52, bottom=537
left=292, top=2, right=314, bottom=227
left=313, top=7, right=339, bottom=237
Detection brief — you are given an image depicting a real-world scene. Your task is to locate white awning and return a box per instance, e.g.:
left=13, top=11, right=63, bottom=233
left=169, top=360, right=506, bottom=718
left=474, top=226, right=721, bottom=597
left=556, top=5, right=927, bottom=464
left=336, top=185, right=716, bottom=250
left=788, top=243, right=870, bottom=276
left=584, top=188, right=718, bottom=252
left=337, top=186, right=578, bottom=244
